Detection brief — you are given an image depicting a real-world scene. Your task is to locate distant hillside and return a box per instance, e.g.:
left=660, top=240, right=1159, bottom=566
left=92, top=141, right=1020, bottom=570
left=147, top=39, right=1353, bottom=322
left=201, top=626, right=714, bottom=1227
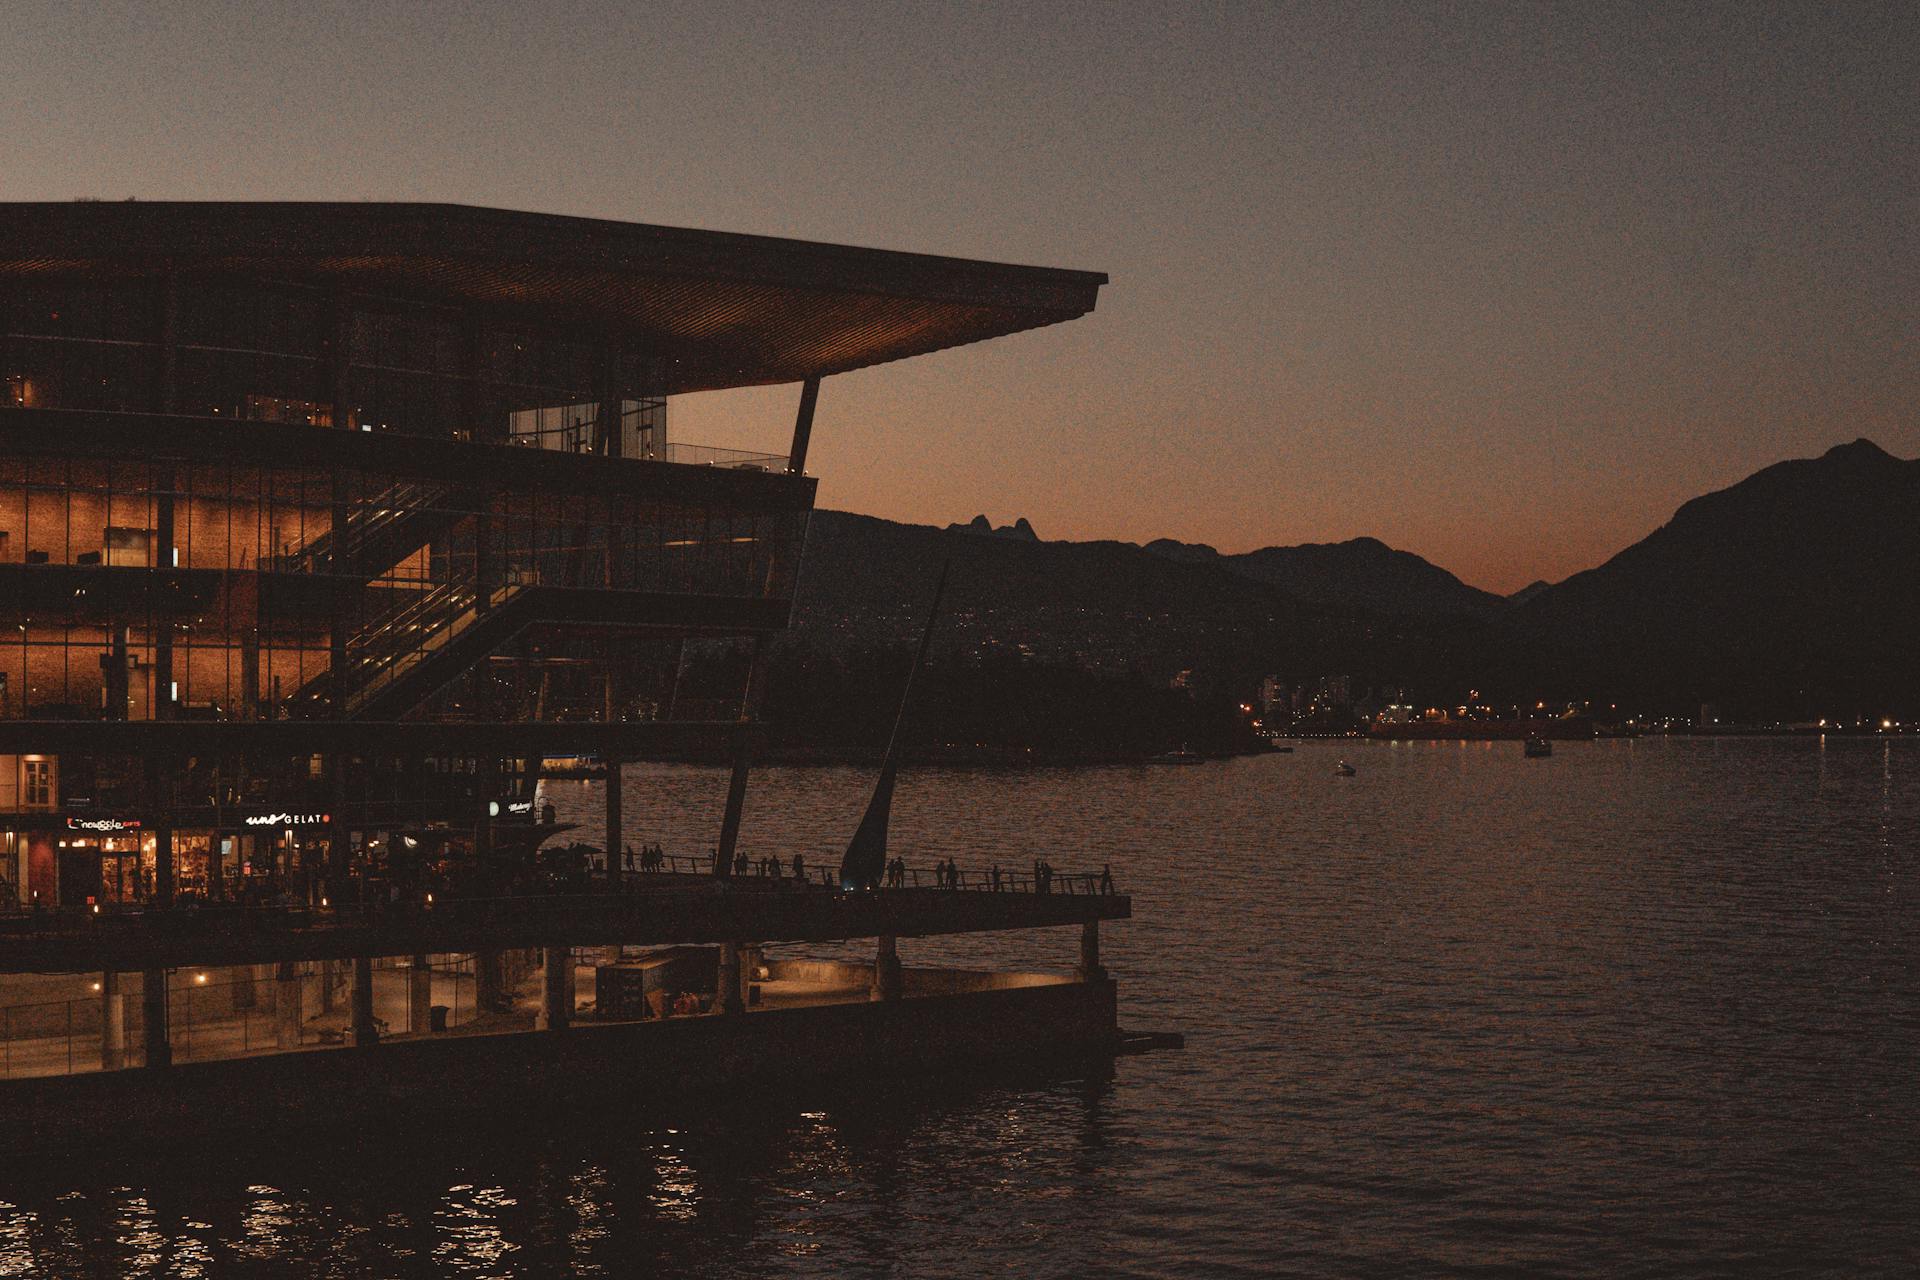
left=782, top=509, right=1483, bottom=726
left=792, top=510, right=1319, bottom=664
left=785, top=438, right=1920, bottom=722
left=1143, top=535, right=1500, bottom=619
left=1491, top=439, right=1920, bottom=715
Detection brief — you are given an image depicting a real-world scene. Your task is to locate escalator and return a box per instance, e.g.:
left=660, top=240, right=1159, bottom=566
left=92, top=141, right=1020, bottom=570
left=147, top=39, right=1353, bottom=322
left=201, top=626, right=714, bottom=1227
left=290, top=580, right=540, bottom=719
left=265, top=479, right=473, bottom=580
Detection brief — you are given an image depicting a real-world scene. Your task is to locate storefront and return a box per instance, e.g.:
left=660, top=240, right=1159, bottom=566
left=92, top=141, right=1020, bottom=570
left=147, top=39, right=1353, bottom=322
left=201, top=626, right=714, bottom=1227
left=229, top=811, right=334, bottom=903
left=0, top=811, right=345, bottom=907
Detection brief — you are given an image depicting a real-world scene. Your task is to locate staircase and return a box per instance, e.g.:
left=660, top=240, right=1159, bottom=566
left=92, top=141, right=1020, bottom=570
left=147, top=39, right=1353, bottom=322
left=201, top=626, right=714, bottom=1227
left=266, top=480, right=469, bottom=580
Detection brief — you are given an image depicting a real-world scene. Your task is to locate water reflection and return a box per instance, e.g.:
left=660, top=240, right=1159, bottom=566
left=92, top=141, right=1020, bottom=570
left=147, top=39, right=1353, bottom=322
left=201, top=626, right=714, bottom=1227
left=0, top=740, right=1911, bottom=1276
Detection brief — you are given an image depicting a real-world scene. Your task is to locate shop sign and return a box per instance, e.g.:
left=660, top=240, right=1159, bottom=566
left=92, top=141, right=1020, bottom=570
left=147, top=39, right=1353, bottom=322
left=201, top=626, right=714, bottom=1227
left=66, top=816, right=142, bottom=833
left=243, top=812, right=331, bottom=828
left=489, top=799, right=534, bottom=817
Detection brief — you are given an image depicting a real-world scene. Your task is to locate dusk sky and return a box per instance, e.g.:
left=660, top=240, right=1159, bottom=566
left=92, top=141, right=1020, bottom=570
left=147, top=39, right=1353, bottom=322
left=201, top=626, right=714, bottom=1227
left=4, top=1, right=1912, bottom=593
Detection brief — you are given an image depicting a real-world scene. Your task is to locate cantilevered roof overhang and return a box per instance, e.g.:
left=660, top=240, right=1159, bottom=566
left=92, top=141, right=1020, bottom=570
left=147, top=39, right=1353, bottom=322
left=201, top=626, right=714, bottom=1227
left=0, top=201, right=1107, bottom=394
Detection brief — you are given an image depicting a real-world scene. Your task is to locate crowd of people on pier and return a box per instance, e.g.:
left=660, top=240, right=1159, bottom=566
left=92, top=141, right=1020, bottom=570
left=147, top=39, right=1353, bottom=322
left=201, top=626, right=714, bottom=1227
left=0, top=833, right=1119, bottom=930
left=619, top=843, right=670, bottom=874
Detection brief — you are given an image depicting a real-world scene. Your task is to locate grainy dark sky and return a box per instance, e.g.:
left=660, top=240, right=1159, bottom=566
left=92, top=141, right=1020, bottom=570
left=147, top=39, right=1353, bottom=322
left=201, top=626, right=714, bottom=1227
left=3, top=1, right=1913, bottom=591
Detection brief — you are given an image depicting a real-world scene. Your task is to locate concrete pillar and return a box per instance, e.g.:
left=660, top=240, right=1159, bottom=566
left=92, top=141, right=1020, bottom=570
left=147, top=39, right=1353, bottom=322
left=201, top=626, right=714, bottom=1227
left=871, top=934, right=903, bottom=1003
left=604, top=755, right=623, bottom=890
left=141, top=968, right=170, bottom=1069
left=718, top=941, right=744, bottom=1015
left=475, top=767, right=496, bottom=893
left=542, top=946, right=573, bottom=1031
left=352, top=956, right=377, bottom=1048
left=1078, top=920, right=1106, bottom=982
left=153, top=825, right=174, bottom=908
left=275, top=960, right=302, bottom=1049
left=326, top=757, right=350, bottom=903
left=100, top=971, right=125, bottom=1071
left=476, top=949, right=505, bottom=1011
left=409, top=955, right=433, bottom=1034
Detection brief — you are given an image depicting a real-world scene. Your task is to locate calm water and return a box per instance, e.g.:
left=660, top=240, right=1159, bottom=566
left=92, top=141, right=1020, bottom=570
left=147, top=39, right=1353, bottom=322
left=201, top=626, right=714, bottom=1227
left=3, top=738, right=1916, bottom=1278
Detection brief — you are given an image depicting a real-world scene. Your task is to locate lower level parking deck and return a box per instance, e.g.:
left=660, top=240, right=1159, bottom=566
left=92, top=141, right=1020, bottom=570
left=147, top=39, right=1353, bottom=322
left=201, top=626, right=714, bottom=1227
left=0, top=953, right=1098, bottom=1083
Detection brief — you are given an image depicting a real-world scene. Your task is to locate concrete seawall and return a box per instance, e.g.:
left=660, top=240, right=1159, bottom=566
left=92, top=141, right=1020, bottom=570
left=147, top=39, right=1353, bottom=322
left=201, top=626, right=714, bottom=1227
left=0, top=977, right=1120, bottom=1148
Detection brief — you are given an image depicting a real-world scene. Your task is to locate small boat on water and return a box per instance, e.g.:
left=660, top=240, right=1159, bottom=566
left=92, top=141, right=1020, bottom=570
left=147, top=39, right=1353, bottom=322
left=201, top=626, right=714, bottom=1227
left=1334, top=760, right=1357, bottom=777
left=1524, top=736, right=1553, bottom=758
left=1149, top=747, right=1204, bottom=765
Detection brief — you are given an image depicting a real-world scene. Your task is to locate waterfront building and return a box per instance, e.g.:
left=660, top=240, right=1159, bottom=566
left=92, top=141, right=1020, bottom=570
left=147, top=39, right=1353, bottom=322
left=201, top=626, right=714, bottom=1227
left=0, top=202, right=1125, bottom=1129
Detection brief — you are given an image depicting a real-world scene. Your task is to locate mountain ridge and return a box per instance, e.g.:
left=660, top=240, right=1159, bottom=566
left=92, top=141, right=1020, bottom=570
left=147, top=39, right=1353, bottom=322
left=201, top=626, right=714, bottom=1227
left=1492, top=437, right=1919, bottom=712
left=788, top=437, right=1918, bottom=716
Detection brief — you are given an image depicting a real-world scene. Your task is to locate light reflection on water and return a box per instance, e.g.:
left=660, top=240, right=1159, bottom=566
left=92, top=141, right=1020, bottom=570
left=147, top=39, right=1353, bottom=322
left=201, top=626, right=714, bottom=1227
left=0, top=738, right=1914, bottom=1277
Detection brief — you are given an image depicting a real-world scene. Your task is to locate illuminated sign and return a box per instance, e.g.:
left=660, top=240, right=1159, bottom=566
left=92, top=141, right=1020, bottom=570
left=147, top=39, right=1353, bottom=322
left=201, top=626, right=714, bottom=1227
left=487, top=800, right=535, bottom=817
left=243, top=812, right=331, bottom=828
left=65, top=816, right=142, bottom=833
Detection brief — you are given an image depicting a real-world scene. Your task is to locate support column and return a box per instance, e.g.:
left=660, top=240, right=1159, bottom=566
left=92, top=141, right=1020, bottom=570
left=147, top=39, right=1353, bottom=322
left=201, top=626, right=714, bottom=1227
left=475, top=500, right=497, bottom=612
left=718, top=941, right=744, bottom=1015
left=595, top=340, right=624, bottom=458
left=100, top=971, right=125, bottom=1071
left=105, top=625, right=130, bottom=720
left=474, top=758, right=504, bottom=1008
left=475, top=760, right=497, bottom=890
left=207, top=831, right=225, bottom=904
left=714, top=638, right=771, bottom=879
left=328, top=469, right=349, bottom=715
left=476, top=950, right=505, bottom=1012
left=870, top=934, right=903, bottom=1003
left=542, top=946, right=573, bottom=1031
left=326, top=755, right=350, bottom=903
left=276, top=959, right=302, bottom=1049
left=352, top=956, right=376, bottom=1048
left=1078, top=920, right=1107, bottom=982
left=604, top=754, right=623, bottom=891
left=152, top=468, right=175, bottom=709
left=142, top=968, right=170, bottom=1069
left=153, top=824, right=174, bottom=909
left=410, top=954, right=433, bottom=1034
left=787, top=376, right=820, bottom=475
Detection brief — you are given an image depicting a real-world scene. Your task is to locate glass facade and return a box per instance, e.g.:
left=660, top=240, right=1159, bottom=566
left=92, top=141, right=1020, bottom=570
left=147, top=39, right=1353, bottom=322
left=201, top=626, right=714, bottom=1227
left=2, top=277, right=673, bottom=452
left=0, top=453, right=804, bottom=721
left=0, top=263, right=815, bottom=906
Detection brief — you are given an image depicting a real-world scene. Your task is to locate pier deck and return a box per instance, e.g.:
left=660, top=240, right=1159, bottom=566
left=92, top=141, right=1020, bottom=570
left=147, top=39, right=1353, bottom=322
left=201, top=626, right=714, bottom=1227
left=0, top=879, right=1131, bottom=974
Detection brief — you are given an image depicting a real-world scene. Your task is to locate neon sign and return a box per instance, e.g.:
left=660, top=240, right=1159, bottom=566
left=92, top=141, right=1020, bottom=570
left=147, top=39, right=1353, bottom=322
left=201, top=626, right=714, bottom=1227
left=243, top=812, right=331, bottom=828
left=65, top=816, right=141, bottom=833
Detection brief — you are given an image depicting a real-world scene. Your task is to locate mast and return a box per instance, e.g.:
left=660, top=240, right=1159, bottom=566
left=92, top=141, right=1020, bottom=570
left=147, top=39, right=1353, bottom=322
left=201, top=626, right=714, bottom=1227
left=839, top=560, right=950, bottom=890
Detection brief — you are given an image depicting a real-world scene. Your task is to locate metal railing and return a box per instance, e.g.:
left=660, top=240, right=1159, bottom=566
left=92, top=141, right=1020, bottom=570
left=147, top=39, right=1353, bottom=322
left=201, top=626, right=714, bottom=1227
left=263, top=479, right=452, bottom=575
left=507, top=430, right=789, bottom=471
left=648, top=442, right=789, bottom=471
left=611, top=853, right=1111, bottom=896
left=0, top=856, right=1120, bottom=942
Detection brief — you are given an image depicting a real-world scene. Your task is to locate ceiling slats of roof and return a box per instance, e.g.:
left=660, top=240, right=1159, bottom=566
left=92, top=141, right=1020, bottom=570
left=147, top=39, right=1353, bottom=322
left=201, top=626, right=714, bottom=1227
left=0, top=203, right=1106, bottom=393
